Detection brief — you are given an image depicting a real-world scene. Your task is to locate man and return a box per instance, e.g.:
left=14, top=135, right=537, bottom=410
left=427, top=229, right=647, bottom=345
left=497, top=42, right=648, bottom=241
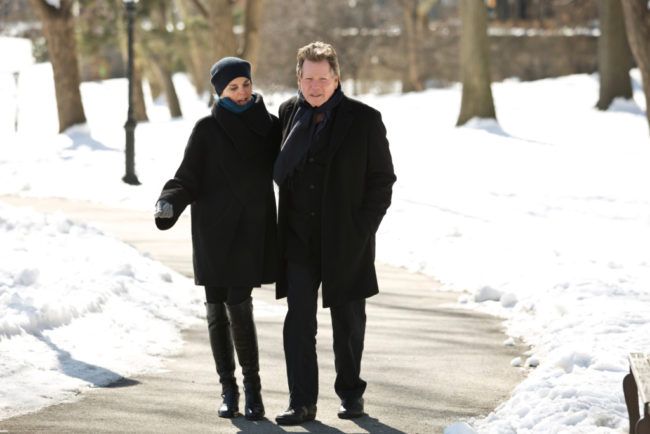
left=273, top=41, right=396, bottom=425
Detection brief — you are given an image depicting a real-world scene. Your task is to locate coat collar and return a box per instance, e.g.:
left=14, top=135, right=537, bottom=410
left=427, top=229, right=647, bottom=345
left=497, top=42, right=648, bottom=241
left=281, top=94, right=354, bottom=155
left=213, top=94, right=273, bottom=159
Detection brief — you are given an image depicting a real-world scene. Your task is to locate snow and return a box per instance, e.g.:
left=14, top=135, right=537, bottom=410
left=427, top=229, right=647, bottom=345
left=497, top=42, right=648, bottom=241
left=44, top=0, right=61, bottom=9
left=0, top=203, right=203, bottom=418
left=1, top=37, right=650, bottom=432
left=0, top=37, right=34, bottom=73
left=445, top=422, right=480, bottom=434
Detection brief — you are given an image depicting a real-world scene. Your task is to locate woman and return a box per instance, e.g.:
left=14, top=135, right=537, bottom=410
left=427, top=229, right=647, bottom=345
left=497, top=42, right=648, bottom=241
left=154, top=57, right=280, bottom=421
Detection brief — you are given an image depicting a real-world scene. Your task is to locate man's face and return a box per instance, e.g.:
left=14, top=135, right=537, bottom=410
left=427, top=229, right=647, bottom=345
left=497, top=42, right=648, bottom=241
left=298, top=60, right=339, bottom=107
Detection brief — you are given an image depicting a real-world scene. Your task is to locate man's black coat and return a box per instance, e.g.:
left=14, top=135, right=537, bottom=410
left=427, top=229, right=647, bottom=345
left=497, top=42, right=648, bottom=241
left=156, top=95, right=280, bottom=287
left=276, top=94, right=396, bottom=307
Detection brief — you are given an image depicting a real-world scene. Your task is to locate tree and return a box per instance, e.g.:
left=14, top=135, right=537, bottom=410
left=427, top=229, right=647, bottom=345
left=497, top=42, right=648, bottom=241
left=176, top=0, right=212, bottom=96
left=27, top=0, right=86, bottom=132
left=456, top=0, right=496, bottom=126
left=596, top=0, right=633, bottom=110
left=401, top=0, right=424, bottom=92
left=620, top=0, right=650, bottom=131
left=138, top=0, right=182, bottom=118
left=208, top=0, right=237, bottom=62
left=176, top=0, right=264, bottom=96
left=495, top=0, right=510, bottom=21
left=131, top=59, right=149, bottom=122
left=197, top=0, right=265, bottom=69
left=241, top=0, right=264, bottom=73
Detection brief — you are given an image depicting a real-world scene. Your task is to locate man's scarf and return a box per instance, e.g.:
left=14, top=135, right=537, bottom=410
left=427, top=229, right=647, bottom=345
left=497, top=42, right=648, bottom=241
left=273, top=86, right=344, bottom=185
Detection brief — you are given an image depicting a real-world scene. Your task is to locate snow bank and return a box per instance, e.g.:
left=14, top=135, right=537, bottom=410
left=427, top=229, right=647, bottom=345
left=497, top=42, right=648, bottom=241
left=0, top=202, right=204, bottom=419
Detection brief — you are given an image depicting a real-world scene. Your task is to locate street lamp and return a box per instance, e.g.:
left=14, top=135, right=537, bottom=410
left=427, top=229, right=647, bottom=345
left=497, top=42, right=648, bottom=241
left=122, top=0, right=140, bottom=185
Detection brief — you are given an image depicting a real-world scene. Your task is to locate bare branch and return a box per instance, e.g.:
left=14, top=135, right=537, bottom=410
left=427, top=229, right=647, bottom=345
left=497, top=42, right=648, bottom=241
left=189, top=0, right=208, bottom=19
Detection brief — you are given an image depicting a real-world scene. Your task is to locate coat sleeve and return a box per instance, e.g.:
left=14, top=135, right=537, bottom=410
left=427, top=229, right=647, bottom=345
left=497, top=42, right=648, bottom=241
left=360, top=110, right=397, bottom=234
left=155, top=122, right=206, bottom=230
left=278, top=98, right=297, bottom=140
left=270, top=114, right=282, bottom=157
left=278, top=100, right=292, bottom=126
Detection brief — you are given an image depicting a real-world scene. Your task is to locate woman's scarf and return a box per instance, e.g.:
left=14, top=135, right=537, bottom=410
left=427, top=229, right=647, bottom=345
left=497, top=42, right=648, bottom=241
left=218, top=93, right=257, bottom=114
left=273, top=86, right=344, bottom=185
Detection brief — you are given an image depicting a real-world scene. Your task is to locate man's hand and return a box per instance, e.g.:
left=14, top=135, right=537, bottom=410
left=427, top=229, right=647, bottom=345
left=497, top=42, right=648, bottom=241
left=154, top=200, right=173, bottom=218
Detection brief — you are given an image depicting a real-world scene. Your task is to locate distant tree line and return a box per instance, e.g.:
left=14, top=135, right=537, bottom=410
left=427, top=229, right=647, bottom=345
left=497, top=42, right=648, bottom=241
left=13, top=0, right=650, bottom=133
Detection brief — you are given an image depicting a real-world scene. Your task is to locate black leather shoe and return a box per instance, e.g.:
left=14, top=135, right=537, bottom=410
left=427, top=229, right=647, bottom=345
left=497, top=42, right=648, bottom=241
left=337, top=397, right=364, bottom=419
left=275, top=404, right=317, bottom=425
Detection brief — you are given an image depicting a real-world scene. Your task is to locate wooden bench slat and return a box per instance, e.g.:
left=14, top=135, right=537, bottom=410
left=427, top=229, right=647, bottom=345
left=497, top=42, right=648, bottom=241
left=629, top=353, right=650, bottom=405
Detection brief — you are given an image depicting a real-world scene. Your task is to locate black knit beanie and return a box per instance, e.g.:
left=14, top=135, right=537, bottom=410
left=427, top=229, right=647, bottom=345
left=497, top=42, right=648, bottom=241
left=210, top=57, right=251, bottom=96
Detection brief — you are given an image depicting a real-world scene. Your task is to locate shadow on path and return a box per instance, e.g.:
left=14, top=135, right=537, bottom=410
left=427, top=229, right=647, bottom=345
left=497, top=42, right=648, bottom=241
left=35, top=333, right=140, bottom=389
left=350, top=415, right=407, bottom=433
left=228, top=415, right=405, bottom=433
left=231, top=417, right=348, bottom=433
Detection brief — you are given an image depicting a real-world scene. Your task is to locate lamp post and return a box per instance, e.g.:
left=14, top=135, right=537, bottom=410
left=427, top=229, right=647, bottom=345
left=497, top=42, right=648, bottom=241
left=122, top=0, right=140, bottom=185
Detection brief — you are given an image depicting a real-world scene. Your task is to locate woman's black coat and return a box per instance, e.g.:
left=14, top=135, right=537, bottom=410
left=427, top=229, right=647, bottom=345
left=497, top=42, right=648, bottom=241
left=155, top=95, right=281, bottom=287
left=276, top=95, right=396, bottom=307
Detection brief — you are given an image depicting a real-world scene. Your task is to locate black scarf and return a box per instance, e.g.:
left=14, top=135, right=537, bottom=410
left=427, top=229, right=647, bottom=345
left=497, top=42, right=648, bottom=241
left=273, top=86, right=344, bottom=185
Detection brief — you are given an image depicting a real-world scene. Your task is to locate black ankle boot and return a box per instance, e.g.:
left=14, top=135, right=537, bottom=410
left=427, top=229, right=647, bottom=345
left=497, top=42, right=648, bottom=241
left=218, top=383, right=240, bottom=418
left=243, top=387, right=264, bottom=421
left=205, top=302, right=239, bottom=418
left=227, top=297, right=265, bottom=420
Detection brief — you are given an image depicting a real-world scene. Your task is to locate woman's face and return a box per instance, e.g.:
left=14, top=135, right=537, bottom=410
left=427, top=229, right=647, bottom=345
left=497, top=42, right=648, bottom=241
left=221, top=76, right=253, bottom=105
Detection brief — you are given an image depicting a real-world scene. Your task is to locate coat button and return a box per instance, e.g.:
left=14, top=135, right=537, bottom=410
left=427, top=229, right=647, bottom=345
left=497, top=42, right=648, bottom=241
left=310, top=211, right=316, bottom=217
left=309, top=184, right=315, bottom=190
left=308, top=157, right=315, bottom=163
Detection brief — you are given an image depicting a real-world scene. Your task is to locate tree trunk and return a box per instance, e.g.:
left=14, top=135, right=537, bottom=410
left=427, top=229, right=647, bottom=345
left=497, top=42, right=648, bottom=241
left=401, top=0, right=424, bottom=93
left=186, top=38, right=211, bottom=96
left=115, top=0, right=148, bottom=122
left=516, top=0, right=527, bottom=20
left=133, top=58, right=149, bottom=122
left=146, top=1, right=183, bottom=118
left=241, top=0, right=264, bottom=74
left=151, top=56, right=183, bottom=118
left=177, top=0, right=211, bottom=96
left=28, top=0, right=86, bottom=132
left=620, top=0, right=650, bottom=131
left=145, top=61, right=163, bottom=101
left=597, top=0, right=633, bottom=110
left=457, top=0, right=497, bottom=126
left=496, top=0, right=510, bottom=21
left=209, top=0, right=237, bottom=61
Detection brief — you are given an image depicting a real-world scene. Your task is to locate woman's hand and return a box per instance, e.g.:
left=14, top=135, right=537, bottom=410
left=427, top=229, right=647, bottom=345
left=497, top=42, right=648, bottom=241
left=154, top=200, right=174, bottom=218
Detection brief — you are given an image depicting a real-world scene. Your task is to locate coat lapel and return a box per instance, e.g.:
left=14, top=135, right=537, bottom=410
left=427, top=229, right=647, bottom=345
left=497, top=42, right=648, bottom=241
left=211, top=99, right=275, bottom=207
left=214, top=96, right=273, bottom=160
left=327, top=96, right=354, bottom=157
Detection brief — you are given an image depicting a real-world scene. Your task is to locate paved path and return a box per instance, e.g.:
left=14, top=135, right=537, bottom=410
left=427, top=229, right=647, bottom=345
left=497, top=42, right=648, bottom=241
left=0, top=195, right=525, bottom=433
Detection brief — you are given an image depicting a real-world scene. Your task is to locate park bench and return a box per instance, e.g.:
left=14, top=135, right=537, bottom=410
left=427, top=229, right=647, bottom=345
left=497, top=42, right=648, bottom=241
left=623, top=353, right=650, bottom=434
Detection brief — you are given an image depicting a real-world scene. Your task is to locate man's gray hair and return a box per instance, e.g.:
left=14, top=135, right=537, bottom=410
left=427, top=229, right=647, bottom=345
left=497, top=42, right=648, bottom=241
left=296, top=41, right=340, bottom=79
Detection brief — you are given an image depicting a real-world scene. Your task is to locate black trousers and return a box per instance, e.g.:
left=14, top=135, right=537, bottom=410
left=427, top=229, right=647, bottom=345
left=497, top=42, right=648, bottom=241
left=283, top=262, right=367, bottom=408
